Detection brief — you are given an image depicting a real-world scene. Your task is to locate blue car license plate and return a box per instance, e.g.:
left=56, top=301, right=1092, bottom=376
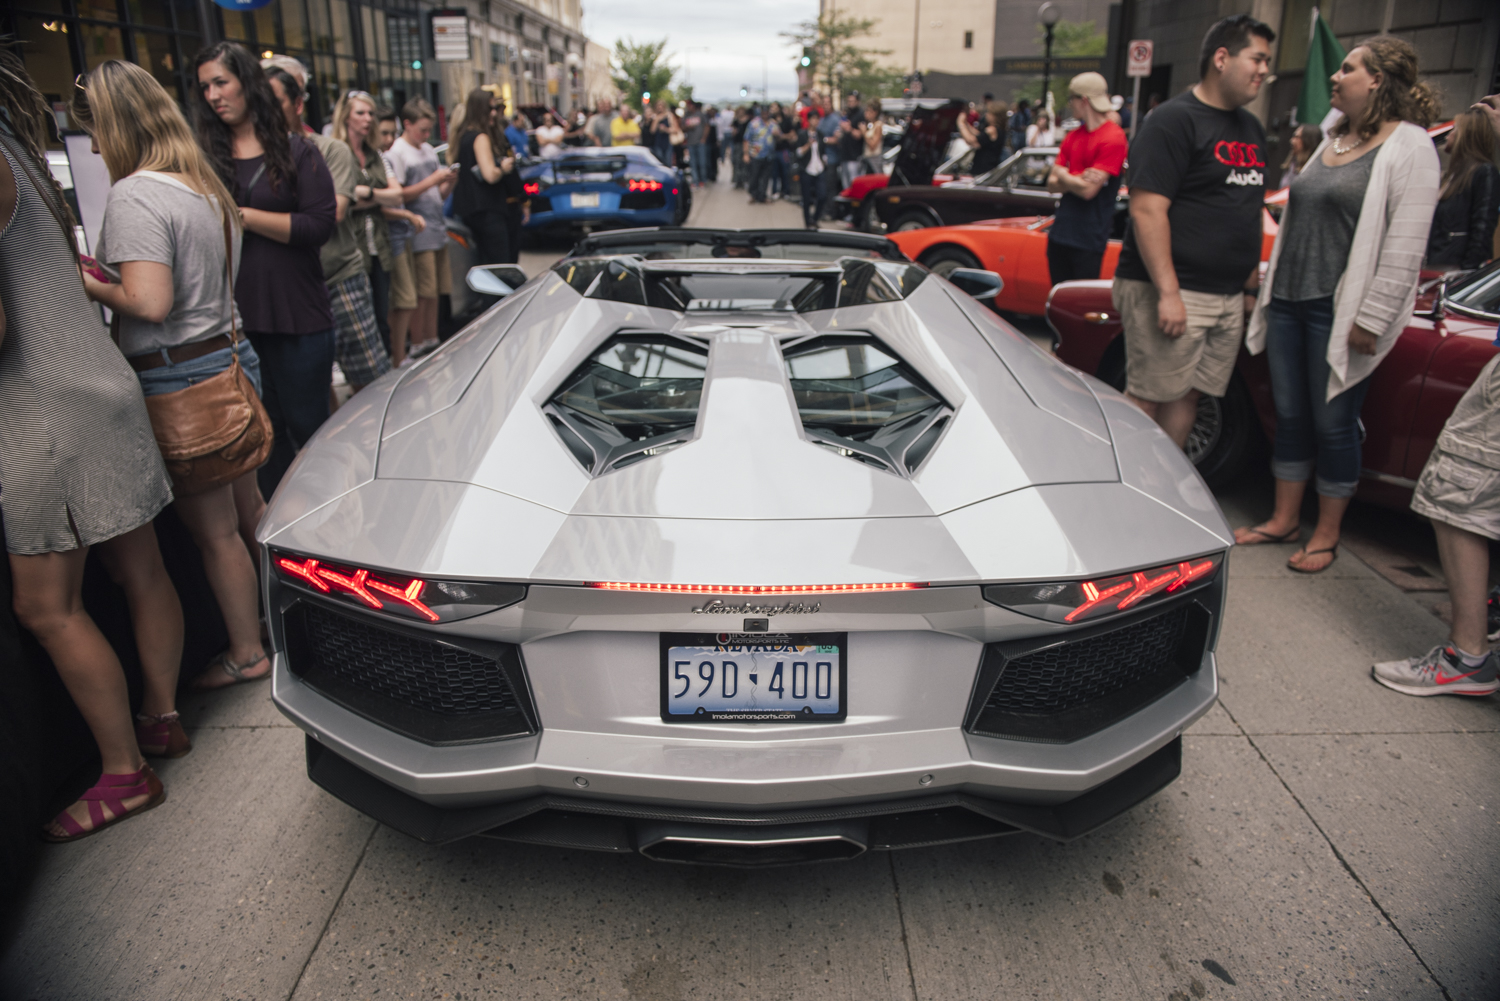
left=570, top=192, right=600, bottom=208
left=660, top=633, right=846, bottom=723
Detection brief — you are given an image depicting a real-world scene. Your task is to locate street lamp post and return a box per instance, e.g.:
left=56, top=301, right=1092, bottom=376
left=1039, top=2, right=1061, bottom=115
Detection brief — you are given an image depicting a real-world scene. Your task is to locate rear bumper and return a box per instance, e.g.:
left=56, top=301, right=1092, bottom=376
left=526, top=208, right=676, bottom=230
left=272, top=645, right=1215, bottom=810
left=304, top=730, right=1184, bottom=849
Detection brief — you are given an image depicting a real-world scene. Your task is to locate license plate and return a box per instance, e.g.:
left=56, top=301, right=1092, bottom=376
left=660, top=633, right=846, bottom=723
left=570, top=192, right=600, bottom=208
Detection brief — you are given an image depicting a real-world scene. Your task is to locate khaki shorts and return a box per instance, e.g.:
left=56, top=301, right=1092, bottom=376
left=389, top=244, right=417, bottom=311
left=1412, top=449, right=1500, bottom=540
left=412, top=245, right=451, bottom=299
left=1114, top=277, right=1244, bottom=402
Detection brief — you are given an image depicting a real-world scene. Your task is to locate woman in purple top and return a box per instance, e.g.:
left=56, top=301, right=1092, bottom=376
left=191, top=42, right=336, bottom=499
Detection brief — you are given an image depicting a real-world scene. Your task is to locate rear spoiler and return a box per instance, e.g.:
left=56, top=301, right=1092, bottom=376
left=567, top=227, right=909, bottom=262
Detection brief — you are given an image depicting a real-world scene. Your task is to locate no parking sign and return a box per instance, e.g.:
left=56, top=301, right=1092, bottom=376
left=1127, top=40, right=1153, bottom=77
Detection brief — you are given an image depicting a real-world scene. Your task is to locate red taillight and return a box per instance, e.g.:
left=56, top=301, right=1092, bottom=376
left=587, top=581, right=924, bottom=594
left=523, top=182, right=541, bottom=195
left=275, top=555, right=438, bottom=622
left=984, top=555, right=1223, bottom=625
left=624, top=178, right=663, bottom=192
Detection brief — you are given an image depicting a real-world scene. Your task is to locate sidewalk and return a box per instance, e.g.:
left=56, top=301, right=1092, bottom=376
left=2, top=178, right=1496, bottom=1000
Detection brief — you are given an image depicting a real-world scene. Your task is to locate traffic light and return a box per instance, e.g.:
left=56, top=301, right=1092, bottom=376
left=800, top=46, right=813, bottom=68
left=739, top=86, right=748, bottom=97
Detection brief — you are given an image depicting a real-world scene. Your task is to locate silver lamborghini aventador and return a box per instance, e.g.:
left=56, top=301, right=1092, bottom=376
left=260, top=227, right=1232, bottom=867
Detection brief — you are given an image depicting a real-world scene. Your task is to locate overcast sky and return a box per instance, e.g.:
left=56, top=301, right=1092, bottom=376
left=581, top=0, right=813, bottom=103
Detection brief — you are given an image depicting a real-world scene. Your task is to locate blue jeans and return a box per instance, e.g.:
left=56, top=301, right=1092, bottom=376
left=133, top=338, right=262, bottom=398
left=246, top=329, right=334, bottom=497
left=1266, top=296, right=1372, bottom=498
left=689, top=142, right=710, bottom=185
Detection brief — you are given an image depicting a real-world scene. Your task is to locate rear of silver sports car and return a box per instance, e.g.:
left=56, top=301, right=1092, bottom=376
left=261, top=256, right=1230, bottom=866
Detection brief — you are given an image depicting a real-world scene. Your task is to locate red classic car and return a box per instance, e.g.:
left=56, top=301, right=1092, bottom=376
left=1045, top=262, right=1500, bottom=497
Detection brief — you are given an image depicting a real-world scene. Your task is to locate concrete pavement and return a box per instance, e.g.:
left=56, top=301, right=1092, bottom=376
left=3, top=174, right=1497, bottom=1001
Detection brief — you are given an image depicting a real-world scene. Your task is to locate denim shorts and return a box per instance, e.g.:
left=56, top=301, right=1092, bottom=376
left=133, top=339, right=263, bottom=399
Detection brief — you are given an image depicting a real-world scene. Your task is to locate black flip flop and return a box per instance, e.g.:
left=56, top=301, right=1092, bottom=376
left=1288, top=546, right=1338, bottom=574
left=1236, top=524, right=1300, bottom=545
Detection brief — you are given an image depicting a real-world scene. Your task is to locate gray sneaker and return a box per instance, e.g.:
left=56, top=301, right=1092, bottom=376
left=1372, top=644, right=1500, bottom=697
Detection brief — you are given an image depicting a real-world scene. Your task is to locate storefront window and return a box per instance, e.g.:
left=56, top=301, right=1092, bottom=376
left=16, top=16, right=74, bottom=142
left=329, top=0, right=354, bottom=56
left=307, top=0, right=333, bottom=53
left=133, top=29, right=181, bottom=102
left=75, top=0, right=122, bottom=22
left=80, top=22, right=127, bottom=70
left=126, top=0, right=172, bottom=29
left=222, top=12, right=251, bottom=42
left=280, top=0, right=308, bottom=51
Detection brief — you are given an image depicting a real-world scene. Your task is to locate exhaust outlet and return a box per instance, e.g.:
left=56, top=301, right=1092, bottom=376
left=636, top=820, right=869, bottom=867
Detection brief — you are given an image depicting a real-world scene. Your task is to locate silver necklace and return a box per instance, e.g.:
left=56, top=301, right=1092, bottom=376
left=1330, top=133, right=1364, bottom=156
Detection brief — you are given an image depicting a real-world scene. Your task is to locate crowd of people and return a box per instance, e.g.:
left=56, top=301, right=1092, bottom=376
left=3, top=14, right=1500, bottom=848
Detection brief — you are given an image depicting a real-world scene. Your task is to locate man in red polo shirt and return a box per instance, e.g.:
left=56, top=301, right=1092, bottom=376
left=1045, top=72, right=1129, bottom=286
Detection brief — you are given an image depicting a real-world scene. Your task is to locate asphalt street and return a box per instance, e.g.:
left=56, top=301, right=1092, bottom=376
left=3, top=173, right=1497, bottom=1001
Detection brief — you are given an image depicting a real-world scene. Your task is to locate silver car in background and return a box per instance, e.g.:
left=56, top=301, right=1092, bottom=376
left=259, top=228, right=1231, bottom=867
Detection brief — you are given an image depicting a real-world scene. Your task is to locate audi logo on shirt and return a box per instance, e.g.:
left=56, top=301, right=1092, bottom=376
left=1214, top=141, right=1265, bottom=167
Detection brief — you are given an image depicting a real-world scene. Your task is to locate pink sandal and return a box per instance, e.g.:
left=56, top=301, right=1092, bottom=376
left=135, top=710, right=192, bottom=759
left=41, top=764, right=165, bottom=843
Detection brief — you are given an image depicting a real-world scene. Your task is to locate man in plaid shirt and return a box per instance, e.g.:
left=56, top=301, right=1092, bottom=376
left=743, top=108, right=777, bottom=204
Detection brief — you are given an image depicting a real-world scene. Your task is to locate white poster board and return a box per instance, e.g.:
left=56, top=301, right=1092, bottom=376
left=432, top=15, right=470, bottom=62
left=63, top=132, right=111, bottom=256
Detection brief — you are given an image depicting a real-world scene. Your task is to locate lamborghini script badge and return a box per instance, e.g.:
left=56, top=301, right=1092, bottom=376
left=692, top=600, right=821, bottom=615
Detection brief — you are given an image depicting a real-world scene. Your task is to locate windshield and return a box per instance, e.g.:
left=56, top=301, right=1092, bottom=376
left=975, top=150, right=1056, bottom=189
left=1445, top=261, right=1500, bottom=319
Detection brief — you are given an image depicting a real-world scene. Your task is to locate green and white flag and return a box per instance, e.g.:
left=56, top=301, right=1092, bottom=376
left=1296, top=8, right=1345, bottom=127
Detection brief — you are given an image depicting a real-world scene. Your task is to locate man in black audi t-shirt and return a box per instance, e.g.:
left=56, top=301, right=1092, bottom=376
left=1113, top=14, right=1274, bottom=448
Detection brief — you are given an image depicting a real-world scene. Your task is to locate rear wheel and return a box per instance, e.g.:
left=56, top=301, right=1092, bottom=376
left=894, top=211, right=935, bottom=232
left=920, top=246, right=981, bottom=278
left=1096, top=345, right=1257, bottom=489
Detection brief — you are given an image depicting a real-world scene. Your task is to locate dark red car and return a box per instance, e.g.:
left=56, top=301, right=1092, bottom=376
left=1045, top=261, right=1500, bottom=503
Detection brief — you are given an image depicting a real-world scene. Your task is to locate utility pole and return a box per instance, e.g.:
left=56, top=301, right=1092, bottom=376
left=912, top=0, right=921, bottom=73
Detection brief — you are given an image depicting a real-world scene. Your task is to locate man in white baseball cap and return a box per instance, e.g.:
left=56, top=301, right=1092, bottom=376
left=1045, top=71, right=1129, bottom=286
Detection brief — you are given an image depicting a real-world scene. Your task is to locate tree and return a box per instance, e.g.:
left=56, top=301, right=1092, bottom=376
left=1013, top=19, right=1108, bottom=115
left=611, top=38, right=678, bottom=112
left=781, top=11, right=904, bottom=103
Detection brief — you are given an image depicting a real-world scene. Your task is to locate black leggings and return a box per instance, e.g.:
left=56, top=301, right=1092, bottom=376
left=464, top=210, right=511, bottom=266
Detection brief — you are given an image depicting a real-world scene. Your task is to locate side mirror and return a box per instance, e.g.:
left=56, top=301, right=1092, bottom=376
left=946, top=267, right=1003, bottom=301
left=466, top=265, right=528, bottom=297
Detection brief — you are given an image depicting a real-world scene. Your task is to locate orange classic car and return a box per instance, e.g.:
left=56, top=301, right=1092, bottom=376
left=889, top=199, right=1281, bottom=317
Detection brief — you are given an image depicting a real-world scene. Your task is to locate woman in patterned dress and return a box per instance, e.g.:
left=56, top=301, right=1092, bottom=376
left=0, top=48, right=186, bottom=841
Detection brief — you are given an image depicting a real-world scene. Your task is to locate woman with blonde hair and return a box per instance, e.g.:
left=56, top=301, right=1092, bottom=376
left=330, top=88, right=405, bottom=355
left=73, top=59, right=271, bottom=692
left=1237, top=36, right=1442, bottom=572
left=1426, top=107, right=1499, bottom=270
left=2, top=47, right=185, bottom=841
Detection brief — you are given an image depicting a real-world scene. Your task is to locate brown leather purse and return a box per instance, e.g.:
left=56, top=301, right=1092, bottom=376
left=142, top=204, right=272, bottom=496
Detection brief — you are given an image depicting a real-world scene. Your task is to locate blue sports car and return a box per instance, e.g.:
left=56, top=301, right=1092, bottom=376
left=521, top=146, right=691, bottom=235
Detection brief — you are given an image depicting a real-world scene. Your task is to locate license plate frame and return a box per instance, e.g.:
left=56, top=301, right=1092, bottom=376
left=659, top=632, right=847, bottom=724
left=570, top=191, right=601, bottom=208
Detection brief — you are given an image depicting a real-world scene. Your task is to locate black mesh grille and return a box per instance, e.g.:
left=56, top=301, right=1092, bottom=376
left=285, top=601, right=534, bottom=745
left=620, top=191, right=666, bottom=210
left=969, top=601, right=1210, bottom=743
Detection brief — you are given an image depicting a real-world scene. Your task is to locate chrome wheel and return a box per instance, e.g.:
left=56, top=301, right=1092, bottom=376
left=1184, top=394, right=1223, bottom=466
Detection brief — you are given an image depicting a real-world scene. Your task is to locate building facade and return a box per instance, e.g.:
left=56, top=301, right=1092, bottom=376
left=5, top=0, right=598, bottom=142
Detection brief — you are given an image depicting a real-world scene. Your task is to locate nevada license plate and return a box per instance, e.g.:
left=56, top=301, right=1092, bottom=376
left=570, top=192, right=600, bottom=208
left=660, top=633, right=847, bottom=723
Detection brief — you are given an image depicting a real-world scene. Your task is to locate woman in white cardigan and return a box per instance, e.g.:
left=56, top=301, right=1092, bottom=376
left=1234, top=36, right=1441, bottom=572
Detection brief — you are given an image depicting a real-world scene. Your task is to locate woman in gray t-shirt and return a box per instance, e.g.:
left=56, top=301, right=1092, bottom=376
left=77, top=60, right=271, bottom=696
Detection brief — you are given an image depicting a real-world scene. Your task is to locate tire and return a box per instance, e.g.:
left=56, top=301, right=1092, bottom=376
left=1096, top=345, right=1256, bottom=489
left=920, top=246, right=981, bottom=279
left=894, top=210, right=935, bottom=232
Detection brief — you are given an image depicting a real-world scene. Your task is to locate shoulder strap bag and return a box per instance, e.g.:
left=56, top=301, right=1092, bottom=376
left=142, top=197, right=273, bottom=495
